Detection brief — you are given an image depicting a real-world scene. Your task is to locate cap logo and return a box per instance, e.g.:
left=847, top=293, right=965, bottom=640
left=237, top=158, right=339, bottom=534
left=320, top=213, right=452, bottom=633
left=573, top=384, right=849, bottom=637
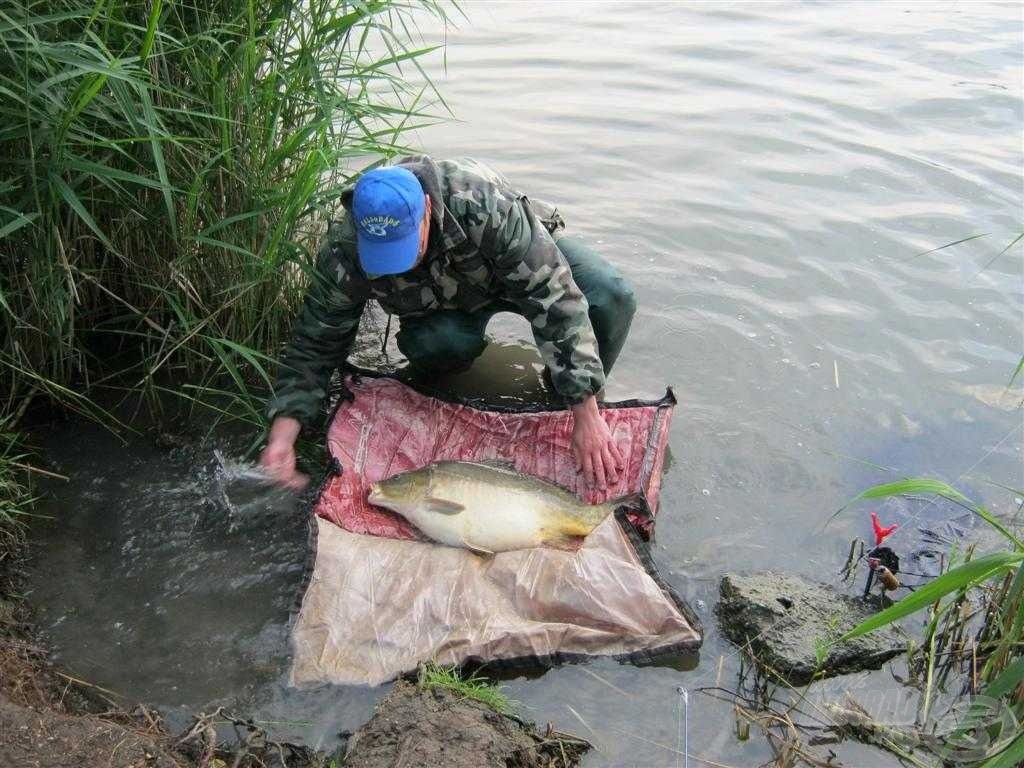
left=359, top=215, right=402, bottom=238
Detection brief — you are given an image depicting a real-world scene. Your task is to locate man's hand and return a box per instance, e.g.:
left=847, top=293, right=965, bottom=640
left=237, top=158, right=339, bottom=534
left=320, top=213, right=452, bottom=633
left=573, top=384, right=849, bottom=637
left=259, top=416, right=309, bottom=491
left=571, top=395, right=624, bottom=489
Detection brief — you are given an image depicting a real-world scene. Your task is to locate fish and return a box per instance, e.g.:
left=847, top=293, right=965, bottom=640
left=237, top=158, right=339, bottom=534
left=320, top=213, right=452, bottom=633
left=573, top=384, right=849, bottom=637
left=366, top=460, right=643, bottom=554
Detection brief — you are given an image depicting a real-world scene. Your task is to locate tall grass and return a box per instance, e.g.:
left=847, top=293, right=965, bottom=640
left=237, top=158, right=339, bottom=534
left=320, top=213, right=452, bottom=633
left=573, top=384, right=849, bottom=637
left=0, top=0, right=452, bottom=557
left=0, top=0, right=451, bottom=429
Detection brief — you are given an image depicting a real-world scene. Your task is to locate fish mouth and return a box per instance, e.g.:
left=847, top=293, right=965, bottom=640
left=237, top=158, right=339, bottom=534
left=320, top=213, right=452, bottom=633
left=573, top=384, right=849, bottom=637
left=366, top=483, right=383, bottom=505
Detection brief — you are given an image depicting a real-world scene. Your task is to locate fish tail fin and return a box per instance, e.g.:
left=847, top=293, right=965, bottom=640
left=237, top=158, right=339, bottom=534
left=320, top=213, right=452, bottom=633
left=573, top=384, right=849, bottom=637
left=559, top=491, right=648, bottom=537
left=605, top=491, right=648, bottom=517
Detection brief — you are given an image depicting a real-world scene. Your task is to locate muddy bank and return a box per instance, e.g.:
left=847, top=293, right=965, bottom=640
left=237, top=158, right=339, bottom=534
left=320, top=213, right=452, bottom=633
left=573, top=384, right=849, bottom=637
left=1, top=631, right=586, bottom=768
left=0, top=694, right=180, bottom=768
left=3, top=559, right=585, bottom=768
left=344, top=680, right=589, bottom=768
left=1, top=544, right=181, bottom=767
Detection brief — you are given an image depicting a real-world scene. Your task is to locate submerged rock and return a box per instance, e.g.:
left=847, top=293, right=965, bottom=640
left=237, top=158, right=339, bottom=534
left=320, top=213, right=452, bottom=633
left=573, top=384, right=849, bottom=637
left=717, top=572, right=906, bottom=684
left=343, top=680, right=589, bottom=768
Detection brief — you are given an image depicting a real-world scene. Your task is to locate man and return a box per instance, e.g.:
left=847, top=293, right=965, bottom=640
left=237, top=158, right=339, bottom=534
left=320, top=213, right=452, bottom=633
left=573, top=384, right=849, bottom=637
left=260, top=155, right=636, bottom=490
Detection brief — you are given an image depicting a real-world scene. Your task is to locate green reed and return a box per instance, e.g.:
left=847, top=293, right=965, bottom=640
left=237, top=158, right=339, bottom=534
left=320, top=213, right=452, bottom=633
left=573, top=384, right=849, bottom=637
left=0, top=420, right=32, bottom=545
left=0, top=0, right=451, bottom=431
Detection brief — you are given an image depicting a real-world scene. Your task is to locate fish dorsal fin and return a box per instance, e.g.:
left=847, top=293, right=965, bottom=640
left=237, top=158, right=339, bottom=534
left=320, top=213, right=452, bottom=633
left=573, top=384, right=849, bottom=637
left=423, top=497, right=464, bottom=515
left=470, top=459, right=517, bottom=472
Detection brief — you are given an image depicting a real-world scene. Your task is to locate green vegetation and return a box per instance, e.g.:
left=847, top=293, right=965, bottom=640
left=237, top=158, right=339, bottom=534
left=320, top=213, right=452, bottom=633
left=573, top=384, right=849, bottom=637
left=834, top=479, right=1024, bottom=768
left=812, top=612, right=844, bottom=669
left=0, top=0, right=451, bottom=540
left=0, top=0, right=449, bottom=421
left=0, top=419, right=32, bottom=548
left=418, top=661, right=517, bottom=716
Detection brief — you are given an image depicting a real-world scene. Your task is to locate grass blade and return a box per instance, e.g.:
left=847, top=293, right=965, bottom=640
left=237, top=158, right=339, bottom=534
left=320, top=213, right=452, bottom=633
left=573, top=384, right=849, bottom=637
left=48, top=172, right=117, bottom=253
left=910, top=232, right=989, bottom=260
left=140, top=0, right=162, bottom=63
left=983, top=657, right=1024, bottom=700
left=978, top=731, right=1024, bottom=768
left=0, top=211, right=39, bottom=240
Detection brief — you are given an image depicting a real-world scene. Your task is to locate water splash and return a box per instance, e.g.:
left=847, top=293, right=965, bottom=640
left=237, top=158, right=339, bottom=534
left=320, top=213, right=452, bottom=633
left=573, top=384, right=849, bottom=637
left=212, top=450, right=295, bottom=533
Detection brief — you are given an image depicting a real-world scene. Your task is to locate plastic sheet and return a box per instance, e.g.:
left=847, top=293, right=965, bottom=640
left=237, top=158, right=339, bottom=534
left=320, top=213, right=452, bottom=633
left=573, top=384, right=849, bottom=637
left=290, top=375, right=702, bottom=687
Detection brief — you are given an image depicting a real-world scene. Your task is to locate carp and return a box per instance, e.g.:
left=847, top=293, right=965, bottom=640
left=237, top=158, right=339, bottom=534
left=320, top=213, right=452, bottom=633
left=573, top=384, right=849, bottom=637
left=367, top=460, right=642, bottom=554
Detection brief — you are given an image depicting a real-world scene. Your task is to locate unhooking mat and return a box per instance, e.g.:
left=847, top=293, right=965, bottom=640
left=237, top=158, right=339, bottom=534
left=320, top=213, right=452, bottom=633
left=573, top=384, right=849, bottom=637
left=289, top=374, right=702, bottom=687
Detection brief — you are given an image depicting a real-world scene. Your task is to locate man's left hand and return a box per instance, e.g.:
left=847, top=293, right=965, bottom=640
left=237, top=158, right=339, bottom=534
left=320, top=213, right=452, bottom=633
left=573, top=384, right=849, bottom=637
left=571, top=395, right=624, bottom=489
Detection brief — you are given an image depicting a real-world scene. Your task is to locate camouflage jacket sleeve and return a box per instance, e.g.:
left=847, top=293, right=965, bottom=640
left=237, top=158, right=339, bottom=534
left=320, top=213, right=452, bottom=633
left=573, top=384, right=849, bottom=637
left=491, top=199, right=605, bottom=404
left=267, top=227, right=368, bottom=426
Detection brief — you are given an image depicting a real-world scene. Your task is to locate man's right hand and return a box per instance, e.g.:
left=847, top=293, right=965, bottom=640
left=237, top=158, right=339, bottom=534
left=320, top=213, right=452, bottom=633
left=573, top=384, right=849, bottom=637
left=260, top=416, right=309, bottom=491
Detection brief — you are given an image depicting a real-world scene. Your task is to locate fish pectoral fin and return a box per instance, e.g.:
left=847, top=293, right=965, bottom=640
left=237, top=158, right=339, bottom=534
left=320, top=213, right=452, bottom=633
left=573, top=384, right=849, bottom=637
left=423, top=497, right=465, bottom=515
left=462, top=537, right=495, bottom=556
left=539, top=526, right=583, bottom=549
left=545, top=533, right=581, bottom=550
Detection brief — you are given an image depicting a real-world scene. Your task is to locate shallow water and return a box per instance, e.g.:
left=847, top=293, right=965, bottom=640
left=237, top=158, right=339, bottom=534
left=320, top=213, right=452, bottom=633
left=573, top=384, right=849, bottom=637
left=27, top=2, right=1022, bottom=765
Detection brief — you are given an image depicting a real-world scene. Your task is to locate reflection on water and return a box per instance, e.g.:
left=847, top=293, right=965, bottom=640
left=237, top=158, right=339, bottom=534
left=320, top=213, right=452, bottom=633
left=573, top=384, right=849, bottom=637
left=27, top=2, right=1022, bottom=764
left=401, top=319, right=553, bottom=404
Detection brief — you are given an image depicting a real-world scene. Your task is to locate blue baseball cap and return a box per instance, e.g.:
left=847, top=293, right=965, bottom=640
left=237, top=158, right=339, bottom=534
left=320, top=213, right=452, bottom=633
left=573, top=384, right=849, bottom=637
left=352, top=166, right=426, bottom=275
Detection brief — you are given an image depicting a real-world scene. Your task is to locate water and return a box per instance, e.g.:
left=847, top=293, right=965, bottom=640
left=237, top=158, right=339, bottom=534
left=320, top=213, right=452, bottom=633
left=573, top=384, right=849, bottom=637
left=26, top=2, right=1022, bottom=765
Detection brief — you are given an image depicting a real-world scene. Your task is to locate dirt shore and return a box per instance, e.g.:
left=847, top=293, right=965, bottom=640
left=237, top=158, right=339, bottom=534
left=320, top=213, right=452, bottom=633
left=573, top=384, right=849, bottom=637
left=0, top=695, right=180, bottom=768
left=0, top=567, right=185, bottom=767
left=344, top=680, right=589, bottom=768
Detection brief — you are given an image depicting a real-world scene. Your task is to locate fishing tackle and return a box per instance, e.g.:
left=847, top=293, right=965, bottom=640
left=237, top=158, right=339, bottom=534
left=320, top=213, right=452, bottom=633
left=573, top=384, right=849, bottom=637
left=863, top=512, right=900, bottom=599
left=874, top=565, right=900, bottom=593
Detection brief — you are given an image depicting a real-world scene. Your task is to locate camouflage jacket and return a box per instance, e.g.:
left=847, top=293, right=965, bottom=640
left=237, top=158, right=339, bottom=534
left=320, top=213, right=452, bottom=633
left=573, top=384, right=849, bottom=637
left=267, top=155, right=604, bottom=425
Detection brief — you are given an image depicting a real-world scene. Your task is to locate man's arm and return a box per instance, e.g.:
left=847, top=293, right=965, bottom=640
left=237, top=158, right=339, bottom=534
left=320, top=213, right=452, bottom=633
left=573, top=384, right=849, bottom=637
left=491, top=199, right=623, bottom=488
left=262, top=235, right=367, bottom=488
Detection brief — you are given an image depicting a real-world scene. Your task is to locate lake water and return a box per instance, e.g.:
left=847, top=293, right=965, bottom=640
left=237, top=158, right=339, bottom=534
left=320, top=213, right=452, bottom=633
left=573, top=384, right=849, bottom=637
left=27, top=2, right=1022, bottom=766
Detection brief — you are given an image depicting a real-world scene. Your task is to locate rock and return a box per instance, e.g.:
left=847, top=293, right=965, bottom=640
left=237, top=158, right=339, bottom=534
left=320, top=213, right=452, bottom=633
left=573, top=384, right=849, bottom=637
left=717, top=572, right=907, bottom=684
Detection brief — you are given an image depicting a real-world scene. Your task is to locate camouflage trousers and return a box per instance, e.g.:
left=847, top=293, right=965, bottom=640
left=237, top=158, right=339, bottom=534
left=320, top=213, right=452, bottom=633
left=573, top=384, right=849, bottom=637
left=395, top=236, right=636, bottom=377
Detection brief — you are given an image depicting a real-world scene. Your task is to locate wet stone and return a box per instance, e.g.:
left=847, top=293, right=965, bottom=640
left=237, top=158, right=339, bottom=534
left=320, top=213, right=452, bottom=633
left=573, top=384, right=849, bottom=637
left=717, top=572, right=907, bottom=684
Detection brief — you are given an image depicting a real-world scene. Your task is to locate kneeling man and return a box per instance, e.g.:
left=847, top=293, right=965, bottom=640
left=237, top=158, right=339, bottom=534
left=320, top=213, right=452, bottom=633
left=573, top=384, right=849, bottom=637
left=262, top=156, right=636, bottom=490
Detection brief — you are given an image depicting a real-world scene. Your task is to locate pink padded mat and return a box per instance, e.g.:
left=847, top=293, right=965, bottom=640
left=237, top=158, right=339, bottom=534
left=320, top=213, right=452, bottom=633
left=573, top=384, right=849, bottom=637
left=315, top=375, right=674, bottom=539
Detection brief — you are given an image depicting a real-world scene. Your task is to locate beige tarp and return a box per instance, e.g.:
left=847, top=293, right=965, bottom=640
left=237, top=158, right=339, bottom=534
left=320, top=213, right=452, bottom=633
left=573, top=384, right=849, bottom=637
left=291, top=514, right=700, bottom=686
